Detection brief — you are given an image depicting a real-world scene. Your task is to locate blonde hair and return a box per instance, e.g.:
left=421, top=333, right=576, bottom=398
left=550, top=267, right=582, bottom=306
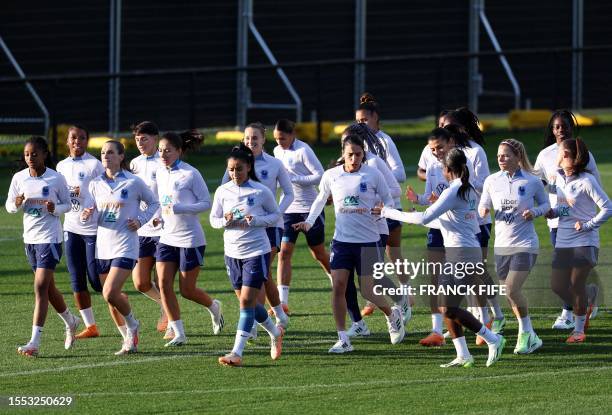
left=499, top=139, right=533, bottom=173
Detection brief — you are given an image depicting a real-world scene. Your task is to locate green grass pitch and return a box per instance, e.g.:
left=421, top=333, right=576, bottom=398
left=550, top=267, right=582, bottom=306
left=0, top=127, right=611, bottom=414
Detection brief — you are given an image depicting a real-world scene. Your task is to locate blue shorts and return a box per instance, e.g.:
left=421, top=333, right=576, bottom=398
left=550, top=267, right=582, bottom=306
left=330, top=239, right=382, bottom=276
left=476, top=224, right=492, bottom=248
left=156, top=243, right=205, bottom=272
left=495, top=253, right=537, bottom=280
left=552, top=246, right=599, bottom=269
left=379, top=234, right=389, bottom=251
left=282, top=212, right=325, bottom=246
left=225, top=253, right=270, bottom=290
left=139, top=236, right=160, bottom=258
left=386, top=208, right=403, bottom=232
left=65, top=232, right=101, bottom=293
left=97, top=257, right=137, bottom=275
left=266, top=227, right=282, bottom=251
left=550, top=228, right=557, bottom=247
left=427, top=228, right=444, bottom=249
left=25, top=243, right=62, bottom=272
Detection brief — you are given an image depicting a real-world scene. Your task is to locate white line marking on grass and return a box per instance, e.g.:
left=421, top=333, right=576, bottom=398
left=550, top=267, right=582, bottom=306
left=0, top=351, right=228, bottom=378
left=74, top=365, right=612, bottom=397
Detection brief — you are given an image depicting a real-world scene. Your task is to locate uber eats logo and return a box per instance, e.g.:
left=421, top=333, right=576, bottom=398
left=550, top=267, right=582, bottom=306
left=343, top=195, right=360, bottom=206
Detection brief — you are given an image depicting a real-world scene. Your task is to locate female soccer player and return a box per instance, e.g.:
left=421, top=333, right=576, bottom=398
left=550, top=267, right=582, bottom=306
left=381, top=148, right=505, bottom=367
left=535, top=110, right=601, bottom=329
left=416, top=110, right=450, bottom=181
left=56, top=126, right=105, bottom=339
left=82, top=140, right=159, bottom=355
left=155, top=131, right=224, bottom=346
left=479, top=139, right=549, bottom=354
left=545, top=138, right=611, bottom=343
left=355, top=94, right=411, bottom=321
left=222, top=122, right=292, bottom=337
left=211, top=144, right=285, bottom=367
left=339, top=124, right=403, bottom=338
left=441, top=115, right=506, bottom=337
left=405, top=127, right=456, bottom=347
left=6, top=136, right=80, bottom=357
left=129, top=121, right=167, bottom=335
left=294, top=134, right=404, bottom=353
left=273, top=119, right=329, bottom=313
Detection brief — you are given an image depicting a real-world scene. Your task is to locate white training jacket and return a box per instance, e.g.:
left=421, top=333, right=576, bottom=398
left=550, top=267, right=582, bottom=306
left=210, top=179, right=280, bottom=259
left=156, top=160, right=211, bottom=248
left=274, top=138, right=324, bottom=214
left=56, top=153, right=105, bottom=236
left=6, top=167, right=71, bottom=244
left=85, top=170, right=158, bottom=260
left=306, top=164, right=393, bottom=244
left=130, top=152, right=163, bottom=238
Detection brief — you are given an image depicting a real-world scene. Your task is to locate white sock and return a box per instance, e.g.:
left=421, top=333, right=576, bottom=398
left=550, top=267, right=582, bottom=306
left=518, top=316, right=533, bottom=334
left=117, top=325, right=128, bottom=341
left=488, top=297, right=504, bottom=319
left=142, top=286, right=162, bottom=305
left=338, top=330, right=349, bottom=344
left=278, top=285, right=290, bottom=304
left=432, top=313, right=443, bottom=334
left=354, top=319, right=367, bottom=328
left=79, top=307, right=95, bottom=327
left=479, top=307, right=490, bottom=325
left=231, top=330, right=250, bottom=356
left=123, top=311, right=138, bottom=330
left=170, top=320, right=185, bottom=338
left=258, top=317, right=280, bottom=338
left=57, top=309, right=75, bottom=328
left=477, top=325, right=499, bottom=345
left=30, top=325, right=43, bottom=346
left=250, top=323, right=258, bottom=338
left=272, top=304, right=288, bottom=321
left=574, top=314, right=587, bottom=334
left=561, top=308, right=573, bottom=320
left=452, top=336, right=471, bottom=359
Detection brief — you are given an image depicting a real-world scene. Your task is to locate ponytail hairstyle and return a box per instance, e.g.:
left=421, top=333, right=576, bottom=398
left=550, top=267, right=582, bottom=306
left=246, top=121, right=266, bottom=138
left=132, top=121, right=159, bottom=137
left=443, top=148, right=473, bottom=202
left=274, top=119, right=295, bottom=134
left=443, top=124, right=471, bottom=148
left=560, top=138, right=590, bottom=175
left=342, top=123, right=387, bottom=161
left=160, top=130, right=204, bottom=155
left=228, top=143, right=259, bottom=182
left=18, top=136, right=55, bottom=171
left=436, top=109, right=451, bottom=127
left=544, top=109, right=578, bottom=147
left=445, top=107, right=484, bottom=145
left=357, top=92, right=381, bottom=129
left=104, top=140, right=131, bottom=172
left=499, top=138, right=533, bottom=173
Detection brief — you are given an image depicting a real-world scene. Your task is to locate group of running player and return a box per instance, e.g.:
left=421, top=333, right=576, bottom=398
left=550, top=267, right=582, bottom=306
left=6, top=93, right=609, bottom=368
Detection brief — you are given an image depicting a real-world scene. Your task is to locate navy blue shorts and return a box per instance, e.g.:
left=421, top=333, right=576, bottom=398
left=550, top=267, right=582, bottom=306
left=97, top=257, right=137, bottom=275
left=225, top=253, right=270, bottom=290
left=25, top=243, right=62, bottom=272
left=156, top=243, right=205, bottom=272
left=330, top=239, right=382, bottom=276
left=476, top=224, right=492, bottom=248
left=552, top=246, right=598, bottom=269
left=427, top=228, right=444, bottom=249
left=495, top=253, right=537, bottom=280
left=386, top=208, right=403, bottom=232
left=379, top=234, right=389, bottom=252
left=282, top=212, right=325, bottom=246
left=139, top=236, right=160, bottom=258
left=266, top=227, right=282, bottom=251
left=65, top=232, right=101, bottom=292
left=550, top=228, right=557, bottom=247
